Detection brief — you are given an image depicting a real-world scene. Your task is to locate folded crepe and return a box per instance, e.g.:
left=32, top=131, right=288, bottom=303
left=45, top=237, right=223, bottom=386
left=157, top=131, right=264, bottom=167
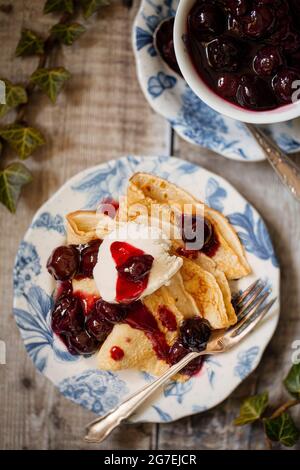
left=97, top=285, right=184, bottom=377
left=62, top=172, right=251, bottom=377
left=128, top=173, right=251, bottom=280
left=66, top=210, right=116, bottom=244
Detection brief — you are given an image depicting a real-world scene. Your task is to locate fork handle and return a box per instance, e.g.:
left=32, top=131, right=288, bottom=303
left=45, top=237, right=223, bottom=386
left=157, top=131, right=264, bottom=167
left=85, top=351, right=200, bottom=443
left=246, top=124, right=300, bottom=202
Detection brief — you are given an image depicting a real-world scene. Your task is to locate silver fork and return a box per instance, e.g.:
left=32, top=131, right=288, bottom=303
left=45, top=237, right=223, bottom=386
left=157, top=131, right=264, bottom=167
left=85, top=279, right=276, bottom=443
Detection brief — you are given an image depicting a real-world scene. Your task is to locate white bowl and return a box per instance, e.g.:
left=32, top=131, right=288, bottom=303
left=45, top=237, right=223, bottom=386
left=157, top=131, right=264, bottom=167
left=174, top=0, right=300, bottom=124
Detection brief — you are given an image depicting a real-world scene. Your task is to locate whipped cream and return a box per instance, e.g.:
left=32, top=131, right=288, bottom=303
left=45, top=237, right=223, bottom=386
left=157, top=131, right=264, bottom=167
left=93, top=222, right=183, bottom=303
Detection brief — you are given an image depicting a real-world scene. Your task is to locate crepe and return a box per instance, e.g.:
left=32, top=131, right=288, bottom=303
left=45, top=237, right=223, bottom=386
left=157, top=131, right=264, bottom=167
left=128, top=173, right=251, bottom=280
left=66, top=210, right=116, bottom=244
left=97, top=285, right=184, bottom=376
left=61, top=172, right=251, bottom=378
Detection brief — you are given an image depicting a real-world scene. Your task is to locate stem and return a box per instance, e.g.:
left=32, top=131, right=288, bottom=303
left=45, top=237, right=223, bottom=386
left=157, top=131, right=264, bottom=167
left=270, top=399, right=300, bottom=419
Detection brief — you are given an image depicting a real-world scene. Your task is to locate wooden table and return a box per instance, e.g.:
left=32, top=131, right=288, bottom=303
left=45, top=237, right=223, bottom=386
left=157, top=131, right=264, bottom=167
left=1, top=0, right=300, bottom=450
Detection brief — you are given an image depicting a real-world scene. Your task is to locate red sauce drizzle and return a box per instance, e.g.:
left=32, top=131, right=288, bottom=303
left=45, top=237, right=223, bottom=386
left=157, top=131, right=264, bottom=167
left=110, top=241, right=150, bottom=304
left=201, top=231, right=220, bottom=258
left=158, top=306, right=177, bottom=332
left=176, top=247, right=199, bottom=259
left=125, top=301, right=170, bottom=361
left=110, top=346, right=124, bottom=361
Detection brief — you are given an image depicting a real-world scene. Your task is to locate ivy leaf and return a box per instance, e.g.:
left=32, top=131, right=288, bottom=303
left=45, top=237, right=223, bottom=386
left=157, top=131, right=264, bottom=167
left=0, top=124, right=45, bottom=159
left=284, top=363, right=300, bottom=399
left=15, top=29, right=44, bottom=57
left=264, top=413, right=300, bottom=447
left=80, top=0, right=110, bottom=19
left=234, top=392, right=269, bottom=426
left=51, top=22, right=86, bottom=45
left=44, top=0, right=74, bottom=14
left=30, top=67, right=71, bottom=103
left=0, top=162, right=32, bottom=213
left=0, top=79, right=28, bottom=118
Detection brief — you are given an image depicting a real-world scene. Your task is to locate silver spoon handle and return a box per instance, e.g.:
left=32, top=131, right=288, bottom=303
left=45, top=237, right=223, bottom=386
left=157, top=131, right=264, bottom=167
left=246, top=123, right=300, bottom=202
left=84, top=351, right=200, bottom=443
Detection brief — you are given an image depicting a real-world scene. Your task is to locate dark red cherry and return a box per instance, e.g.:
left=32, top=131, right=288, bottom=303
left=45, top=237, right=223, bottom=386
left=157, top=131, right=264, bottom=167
left=181, top=355, right=204, bottom=376
left=253, top=46, right=282, bottom=76
left=181, top=214, right=213, bottom=248
left=282, top=30, right=300, bottom=53
left=217, top=73, right=239, bottom=98
left=168, top=340, right=188, bottom=365
left=254, top=0, right=279, bottom=5
left=242, top=6, right=274, bottom=38
left=290, top=0, right=300, bottom=19
left=51, top=295, right=85, bottom=335
left=268, top=15, right=289, bottom=46
left=206, top=37, right=240, bottom=72
left=67, top=330, right=99, bottom=355
left=94, top=299, right=128, bottom=324
left=236, top=74, right=275, bottom=109
left=160, top=38, right=179, bottom=74
left=288, top=50, right=300, bottom=70
left=223, top=0, right=248, bottom=16
left=55, top=280, right=73, bottom=299
left=180, top=318, right=211, bottom=352
left=117, top=254, right=154, bottom=282
left=47, top=245, right=79, bottom=281
left=155, top=17, right=182, bottom=76
left=79, top=239, right=102, bottom=278
left=168, top=339, right=204, bottom=376
left=189, top=3, right=224, bottom=40
left=273, top=68, right=300, bottom=103
left=85, top=313, right=113, bottom=342
left=227, top=14, right=243, bottom=36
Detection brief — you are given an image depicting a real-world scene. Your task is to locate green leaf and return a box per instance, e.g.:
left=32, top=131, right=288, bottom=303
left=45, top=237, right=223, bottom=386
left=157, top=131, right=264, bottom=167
left=234, top=392, right=269, bottom=426
left=30, top=67, right=71, bottom=103
left=15, top=29, right=44, bottom=57
left=264, top=413, right=300, bottom=447
left=0, top=162, right=32, bottom=213
left=284, top=363, right=300, bottom=398
left=51, top=22, right=86, bottom=45
left=44, top=0, right=74, bottom=14
left=80, top=0, right=110, bottom=19
left=0, top=124, right=45, bottom=159
left=0, top=79, right=27, bottom=118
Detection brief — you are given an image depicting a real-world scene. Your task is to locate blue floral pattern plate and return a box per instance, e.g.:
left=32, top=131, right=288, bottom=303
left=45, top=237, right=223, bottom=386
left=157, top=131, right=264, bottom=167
left=13, top=155, right=280, bottom=422
left=133, top=0, right=300, bottom=162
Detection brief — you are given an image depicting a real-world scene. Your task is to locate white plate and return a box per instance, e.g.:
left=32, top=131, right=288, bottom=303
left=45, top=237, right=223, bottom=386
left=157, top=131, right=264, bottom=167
left=133, top=0, right=300, bottom=162
left=13, top=155, right=280, bottom=423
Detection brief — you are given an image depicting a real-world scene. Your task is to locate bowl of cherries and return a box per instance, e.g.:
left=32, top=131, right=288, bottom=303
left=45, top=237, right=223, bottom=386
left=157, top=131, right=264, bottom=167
left=174, top=0, right=300, bottom=123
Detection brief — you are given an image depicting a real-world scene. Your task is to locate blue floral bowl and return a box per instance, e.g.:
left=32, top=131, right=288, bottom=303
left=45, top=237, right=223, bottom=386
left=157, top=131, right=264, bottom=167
left=13, top=155, right=280, bottom=422
left=133, top=0, right=300, bottom=161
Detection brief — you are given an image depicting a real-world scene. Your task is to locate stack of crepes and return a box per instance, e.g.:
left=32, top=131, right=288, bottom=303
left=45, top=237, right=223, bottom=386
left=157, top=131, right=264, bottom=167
left=65, top=173, right=251, bottom=377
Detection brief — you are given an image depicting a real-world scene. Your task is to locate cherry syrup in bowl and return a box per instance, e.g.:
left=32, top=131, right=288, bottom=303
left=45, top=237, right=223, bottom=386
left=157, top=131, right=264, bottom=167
left=173, top=0, right=300, bottom=123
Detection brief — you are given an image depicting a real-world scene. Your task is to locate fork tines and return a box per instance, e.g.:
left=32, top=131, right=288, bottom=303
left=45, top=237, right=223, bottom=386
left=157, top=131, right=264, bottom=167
left=230, top=279, right=276, bottom=338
